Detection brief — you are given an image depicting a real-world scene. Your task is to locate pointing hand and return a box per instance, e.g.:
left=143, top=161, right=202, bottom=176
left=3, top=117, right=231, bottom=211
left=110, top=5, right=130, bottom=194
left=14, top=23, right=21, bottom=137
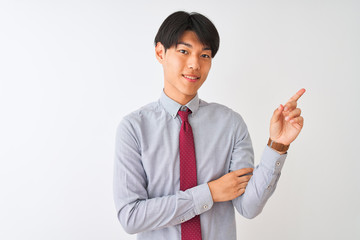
left=270, top=88, right=306, bottom=146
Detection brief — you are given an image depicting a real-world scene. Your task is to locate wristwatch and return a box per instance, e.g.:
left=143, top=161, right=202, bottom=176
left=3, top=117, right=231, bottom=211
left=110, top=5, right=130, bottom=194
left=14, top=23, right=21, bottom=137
left=267, top=138, right=290, bottom=152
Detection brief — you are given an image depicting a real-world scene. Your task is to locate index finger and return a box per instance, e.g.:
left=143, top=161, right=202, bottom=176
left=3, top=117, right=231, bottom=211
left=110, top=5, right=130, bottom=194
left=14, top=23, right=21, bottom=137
left=288, top=88, right=306, bottom=102
left=233, top=168, right=254, bottom=177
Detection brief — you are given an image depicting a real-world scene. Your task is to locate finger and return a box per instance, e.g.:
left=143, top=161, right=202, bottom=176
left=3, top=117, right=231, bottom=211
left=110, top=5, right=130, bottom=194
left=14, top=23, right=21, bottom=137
left=270, top=104, right=284, bottom=124
left=285, top=108, right=301, bottom=121
left=283, top=101, right=297, bottom=112
left=288, top=88, right=306, bottom=102
left=238, top=181, right=249, bottom=189
left=238, top=188, right=245, bottom=196
left=239, top=172, right=253, bottom=178
left=289, top=116, right=304, bottom=126
left=237, top=174, right=252, bottom=184
left=233, top=168, right=253, bottom=177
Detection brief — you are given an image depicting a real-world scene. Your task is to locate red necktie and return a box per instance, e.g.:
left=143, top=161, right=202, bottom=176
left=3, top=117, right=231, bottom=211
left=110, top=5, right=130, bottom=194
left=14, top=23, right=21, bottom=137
left=178, top=109, right=202, bottom=240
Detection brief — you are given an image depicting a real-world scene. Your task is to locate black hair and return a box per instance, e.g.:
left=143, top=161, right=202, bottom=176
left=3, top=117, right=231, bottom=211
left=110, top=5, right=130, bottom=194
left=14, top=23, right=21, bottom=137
left=154, top=11, right=220, bottom=58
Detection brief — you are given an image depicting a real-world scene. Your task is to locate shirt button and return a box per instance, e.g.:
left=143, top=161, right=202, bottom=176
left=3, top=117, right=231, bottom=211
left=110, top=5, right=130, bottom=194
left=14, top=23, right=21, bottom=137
left=181, top=219, right=185, bottom=223
left=203, top=205, right=208, bottom=209
left=267, top=185, right=272, bottom=189
left=276, top=161, right=281, bottom=166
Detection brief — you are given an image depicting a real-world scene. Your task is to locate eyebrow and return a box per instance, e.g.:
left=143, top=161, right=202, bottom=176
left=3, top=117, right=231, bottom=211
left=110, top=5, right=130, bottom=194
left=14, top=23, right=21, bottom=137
left=177, top=41, right=212, bottom=51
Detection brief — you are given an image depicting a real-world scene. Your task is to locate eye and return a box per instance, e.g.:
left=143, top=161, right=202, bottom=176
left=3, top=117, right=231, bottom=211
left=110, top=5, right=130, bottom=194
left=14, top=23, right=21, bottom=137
left=201, top=54, right=211, bottom=58
left=179, top=49, right=188, bottom=54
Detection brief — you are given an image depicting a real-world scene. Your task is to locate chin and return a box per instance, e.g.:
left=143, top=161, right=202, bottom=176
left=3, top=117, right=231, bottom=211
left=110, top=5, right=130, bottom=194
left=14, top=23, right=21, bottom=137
left=182, top=90, right=198, bottom=98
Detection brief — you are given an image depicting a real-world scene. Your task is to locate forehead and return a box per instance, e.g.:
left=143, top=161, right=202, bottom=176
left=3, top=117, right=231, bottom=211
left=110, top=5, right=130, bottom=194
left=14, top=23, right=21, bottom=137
left=176, top=30, right=211, bottom=50
left=179, top=31, right=200, bottom=42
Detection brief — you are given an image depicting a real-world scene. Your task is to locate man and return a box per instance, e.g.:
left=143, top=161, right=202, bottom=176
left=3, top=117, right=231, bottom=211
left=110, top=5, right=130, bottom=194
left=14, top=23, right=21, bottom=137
left=113, top=11, right=305, bottom=240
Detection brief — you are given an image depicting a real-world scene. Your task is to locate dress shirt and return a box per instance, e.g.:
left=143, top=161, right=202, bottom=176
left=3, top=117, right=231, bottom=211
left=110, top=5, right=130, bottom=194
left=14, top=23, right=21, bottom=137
left=113, top=91, right=287, bottom=240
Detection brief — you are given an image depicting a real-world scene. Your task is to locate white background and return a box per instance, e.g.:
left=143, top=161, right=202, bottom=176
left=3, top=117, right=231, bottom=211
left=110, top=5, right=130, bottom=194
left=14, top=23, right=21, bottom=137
left=1, top=0, right=359, bottom=239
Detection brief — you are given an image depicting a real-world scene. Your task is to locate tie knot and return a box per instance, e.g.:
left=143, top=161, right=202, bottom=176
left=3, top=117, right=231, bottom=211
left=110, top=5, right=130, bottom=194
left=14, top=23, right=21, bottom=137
left=178, top=108, right=191, bottom=121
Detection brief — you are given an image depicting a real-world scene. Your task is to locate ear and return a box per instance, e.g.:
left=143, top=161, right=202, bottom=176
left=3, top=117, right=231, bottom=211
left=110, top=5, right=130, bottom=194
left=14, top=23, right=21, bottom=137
left=155, top=42, right=166, bottom=63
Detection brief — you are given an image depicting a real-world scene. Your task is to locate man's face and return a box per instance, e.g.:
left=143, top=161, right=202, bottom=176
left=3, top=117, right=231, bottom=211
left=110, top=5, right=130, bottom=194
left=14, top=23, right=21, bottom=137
left=155, top=30, right=212, bottom=105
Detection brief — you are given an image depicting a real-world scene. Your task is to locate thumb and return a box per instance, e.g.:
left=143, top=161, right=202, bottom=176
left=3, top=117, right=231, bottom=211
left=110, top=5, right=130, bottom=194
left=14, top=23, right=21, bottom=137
left=271, top=104, right=284, bottom=124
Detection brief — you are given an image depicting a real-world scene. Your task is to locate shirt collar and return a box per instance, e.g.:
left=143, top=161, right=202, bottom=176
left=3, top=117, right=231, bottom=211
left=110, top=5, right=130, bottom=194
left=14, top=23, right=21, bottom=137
left=159, top=90, right=200, bottom=119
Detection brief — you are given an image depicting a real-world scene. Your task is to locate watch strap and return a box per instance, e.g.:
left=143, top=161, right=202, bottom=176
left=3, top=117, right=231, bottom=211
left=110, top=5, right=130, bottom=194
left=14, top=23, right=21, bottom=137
left=267, top=138, right=290, bottom=152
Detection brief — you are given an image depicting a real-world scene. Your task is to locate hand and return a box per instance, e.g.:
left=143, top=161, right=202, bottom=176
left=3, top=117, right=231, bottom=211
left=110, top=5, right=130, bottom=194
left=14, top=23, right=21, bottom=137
left=208, top=168, right=253, bottom=202
left=270, top=88, right=306, bottom=146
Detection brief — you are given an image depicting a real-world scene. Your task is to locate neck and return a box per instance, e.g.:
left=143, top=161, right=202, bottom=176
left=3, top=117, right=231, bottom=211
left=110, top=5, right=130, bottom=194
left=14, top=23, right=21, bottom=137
left=163, top=88, right=196, bottom=106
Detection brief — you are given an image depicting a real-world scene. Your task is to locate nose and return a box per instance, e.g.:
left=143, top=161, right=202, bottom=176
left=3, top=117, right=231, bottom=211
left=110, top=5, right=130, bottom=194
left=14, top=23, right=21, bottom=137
left=187, top=56, right=200, bottom=70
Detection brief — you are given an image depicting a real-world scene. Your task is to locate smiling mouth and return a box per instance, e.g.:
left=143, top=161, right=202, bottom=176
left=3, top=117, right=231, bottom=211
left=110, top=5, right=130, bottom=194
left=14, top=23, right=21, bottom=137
left=182, top=74, right=200, bottom=82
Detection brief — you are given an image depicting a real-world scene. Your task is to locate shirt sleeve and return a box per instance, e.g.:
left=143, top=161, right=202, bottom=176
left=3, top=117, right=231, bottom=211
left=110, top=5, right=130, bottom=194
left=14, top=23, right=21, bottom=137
left=113, top=117, right=214, bottom=234
left=229, top=112, right=287, bottom=219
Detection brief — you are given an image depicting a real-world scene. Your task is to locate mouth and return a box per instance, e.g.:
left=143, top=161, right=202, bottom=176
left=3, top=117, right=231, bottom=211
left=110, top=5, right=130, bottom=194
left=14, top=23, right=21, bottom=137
left=182, top=74, right=200, bottom=82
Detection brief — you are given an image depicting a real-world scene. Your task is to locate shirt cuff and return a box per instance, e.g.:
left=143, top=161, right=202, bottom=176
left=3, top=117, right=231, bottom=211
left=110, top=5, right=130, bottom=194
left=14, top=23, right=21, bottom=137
left=260, top=145, right=287, bottom=174
left=189, top=183, right=214, bottom=215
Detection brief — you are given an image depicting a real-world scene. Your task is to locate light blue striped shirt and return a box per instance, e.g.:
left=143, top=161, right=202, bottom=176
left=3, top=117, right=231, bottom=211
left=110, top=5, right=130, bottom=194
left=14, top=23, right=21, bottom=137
left=113, top=91, right=287, bottom=240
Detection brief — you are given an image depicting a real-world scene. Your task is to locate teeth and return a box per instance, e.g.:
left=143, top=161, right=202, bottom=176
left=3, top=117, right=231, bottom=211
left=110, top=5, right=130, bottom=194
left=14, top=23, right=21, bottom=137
left=184, top=75, right=199, bottom=80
